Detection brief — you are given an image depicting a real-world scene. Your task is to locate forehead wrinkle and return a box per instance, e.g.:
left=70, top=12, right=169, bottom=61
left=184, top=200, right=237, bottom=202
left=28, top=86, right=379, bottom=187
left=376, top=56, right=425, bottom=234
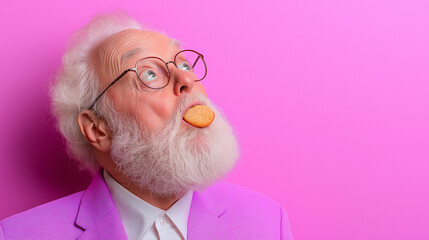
left=98, top=39, right=142, bottom=81
left=97, top=44, right=123, bottom=82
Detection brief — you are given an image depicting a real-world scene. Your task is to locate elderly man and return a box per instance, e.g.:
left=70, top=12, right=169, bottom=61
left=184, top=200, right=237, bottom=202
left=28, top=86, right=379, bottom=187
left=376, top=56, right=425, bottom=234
left=0, top=13, right=293, bottom=240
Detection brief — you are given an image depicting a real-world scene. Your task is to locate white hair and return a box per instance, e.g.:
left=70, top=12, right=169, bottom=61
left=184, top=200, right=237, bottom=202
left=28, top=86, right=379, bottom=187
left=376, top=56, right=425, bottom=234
left=50, top=13, right=142, bottom=172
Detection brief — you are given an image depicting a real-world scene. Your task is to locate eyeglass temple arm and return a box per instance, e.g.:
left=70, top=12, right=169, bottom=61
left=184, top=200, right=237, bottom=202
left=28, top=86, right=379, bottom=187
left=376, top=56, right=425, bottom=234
left=88, top=69, right=133, bottom=110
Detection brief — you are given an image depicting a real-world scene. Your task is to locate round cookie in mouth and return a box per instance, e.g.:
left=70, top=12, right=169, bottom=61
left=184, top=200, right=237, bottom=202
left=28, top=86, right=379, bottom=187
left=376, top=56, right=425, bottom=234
left=183, top=105, right=215, bottom=128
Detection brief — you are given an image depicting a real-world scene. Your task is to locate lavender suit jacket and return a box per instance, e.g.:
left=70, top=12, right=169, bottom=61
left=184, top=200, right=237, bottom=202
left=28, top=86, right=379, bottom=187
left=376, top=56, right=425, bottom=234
left=0, top=171, right=293, bottom=239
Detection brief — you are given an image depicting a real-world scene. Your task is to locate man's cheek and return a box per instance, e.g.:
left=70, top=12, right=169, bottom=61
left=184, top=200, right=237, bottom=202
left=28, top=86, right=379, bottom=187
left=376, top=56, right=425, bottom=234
left=150, top=102, right=177, bottom=129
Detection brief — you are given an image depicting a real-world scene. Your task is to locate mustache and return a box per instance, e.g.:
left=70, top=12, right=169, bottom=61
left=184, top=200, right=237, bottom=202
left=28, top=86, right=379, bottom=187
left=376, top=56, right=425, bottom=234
left=156, top=92, right=211, bottom=130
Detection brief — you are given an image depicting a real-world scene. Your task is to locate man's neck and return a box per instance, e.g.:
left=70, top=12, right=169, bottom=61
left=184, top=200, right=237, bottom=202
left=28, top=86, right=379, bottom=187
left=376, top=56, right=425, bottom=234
left=106, top=170, right=184, bottom=210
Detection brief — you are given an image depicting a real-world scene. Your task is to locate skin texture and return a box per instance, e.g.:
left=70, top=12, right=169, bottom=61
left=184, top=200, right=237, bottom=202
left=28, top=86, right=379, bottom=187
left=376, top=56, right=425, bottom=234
left=77, top=29, right=208, bottom=210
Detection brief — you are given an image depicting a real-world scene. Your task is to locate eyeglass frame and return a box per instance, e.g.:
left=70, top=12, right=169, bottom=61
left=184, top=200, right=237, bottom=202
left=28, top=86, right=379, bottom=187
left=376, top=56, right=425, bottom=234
left=88, top=49, right=207, bottom=110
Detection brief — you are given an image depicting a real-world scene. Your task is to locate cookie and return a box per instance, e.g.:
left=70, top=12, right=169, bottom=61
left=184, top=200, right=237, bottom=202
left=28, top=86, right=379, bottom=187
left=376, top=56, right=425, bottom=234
left=183, top=105, right=215, bottom=128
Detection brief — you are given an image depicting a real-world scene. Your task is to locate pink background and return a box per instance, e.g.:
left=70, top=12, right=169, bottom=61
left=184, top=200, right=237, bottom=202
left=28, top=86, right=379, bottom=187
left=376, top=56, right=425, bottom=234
left=1, top=0, right=428, bottom=239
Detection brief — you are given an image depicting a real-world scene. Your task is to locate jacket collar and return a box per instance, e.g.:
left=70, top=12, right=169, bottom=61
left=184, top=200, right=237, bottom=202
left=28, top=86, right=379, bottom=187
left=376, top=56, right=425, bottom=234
left=187, top=185, right=229, bottom=240
left=75, top=169, right=127, bottom=240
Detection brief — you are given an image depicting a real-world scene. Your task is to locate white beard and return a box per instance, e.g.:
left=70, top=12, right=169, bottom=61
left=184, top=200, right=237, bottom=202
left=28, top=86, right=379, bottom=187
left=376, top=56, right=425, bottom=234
left=105, top=92, right=239, bottom=197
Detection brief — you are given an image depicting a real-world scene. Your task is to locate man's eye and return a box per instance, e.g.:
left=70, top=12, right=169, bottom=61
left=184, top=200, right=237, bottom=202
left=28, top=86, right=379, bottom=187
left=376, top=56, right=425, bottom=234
left=142, top=70, right=158, bottom=81
left=178, top=62, right=192, bottom=71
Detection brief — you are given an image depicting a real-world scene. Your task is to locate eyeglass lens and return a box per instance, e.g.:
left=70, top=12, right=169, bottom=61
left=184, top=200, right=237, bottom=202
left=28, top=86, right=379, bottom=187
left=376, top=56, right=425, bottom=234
left=174, top=50, right=206, bottom=81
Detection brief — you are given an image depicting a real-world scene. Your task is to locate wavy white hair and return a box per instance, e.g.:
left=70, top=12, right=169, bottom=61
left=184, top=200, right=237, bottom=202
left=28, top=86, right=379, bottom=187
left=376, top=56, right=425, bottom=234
left=50, top=13, right=142, bottom=172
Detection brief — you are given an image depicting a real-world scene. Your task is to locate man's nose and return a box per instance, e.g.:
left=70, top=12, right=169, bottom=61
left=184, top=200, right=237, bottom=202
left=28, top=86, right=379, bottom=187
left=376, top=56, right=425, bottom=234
left=167, top=61, right=194, bottom=96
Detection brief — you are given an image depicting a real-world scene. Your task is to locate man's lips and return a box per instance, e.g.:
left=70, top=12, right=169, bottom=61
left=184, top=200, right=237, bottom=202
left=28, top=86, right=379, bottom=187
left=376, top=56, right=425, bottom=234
left=181, top=102, right=203, bottom=120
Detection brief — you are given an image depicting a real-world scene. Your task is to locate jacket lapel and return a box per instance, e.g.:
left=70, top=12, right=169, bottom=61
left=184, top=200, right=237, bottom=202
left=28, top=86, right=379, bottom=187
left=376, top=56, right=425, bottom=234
left=75, top=170, right=127, bottom=240
left=187, top=190, right=228, bottom=240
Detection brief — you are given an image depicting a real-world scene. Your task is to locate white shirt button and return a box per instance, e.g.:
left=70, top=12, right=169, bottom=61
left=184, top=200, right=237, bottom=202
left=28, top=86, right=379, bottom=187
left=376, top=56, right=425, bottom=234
left=160, top=218, right=167, bottom=226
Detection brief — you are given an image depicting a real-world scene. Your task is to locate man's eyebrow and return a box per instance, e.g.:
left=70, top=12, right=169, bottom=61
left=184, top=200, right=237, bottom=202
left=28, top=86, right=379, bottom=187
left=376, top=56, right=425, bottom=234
left=121, top=48, right=144, bottom=64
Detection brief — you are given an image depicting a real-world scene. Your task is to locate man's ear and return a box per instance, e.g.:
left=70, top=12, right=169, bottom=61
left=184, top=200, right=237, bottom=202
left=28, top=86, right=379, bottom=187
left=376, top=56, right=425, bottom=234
left=77, top=110, right=111, bottom=152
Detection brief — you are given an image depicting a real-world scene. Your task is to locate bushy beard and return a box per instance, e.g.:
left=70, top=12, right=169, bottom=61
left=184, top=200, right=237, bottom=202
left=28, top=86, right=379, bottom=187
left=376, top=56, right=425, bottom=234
left=104, top=92, right=239, bottom=197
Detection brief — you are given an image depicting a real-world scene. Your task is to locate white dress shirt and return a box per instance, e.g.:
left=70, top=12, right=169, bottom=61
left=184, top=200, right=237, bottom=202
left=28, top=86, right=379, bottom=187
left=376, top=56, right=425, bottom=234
left=103, top=170, right=193, bottom=240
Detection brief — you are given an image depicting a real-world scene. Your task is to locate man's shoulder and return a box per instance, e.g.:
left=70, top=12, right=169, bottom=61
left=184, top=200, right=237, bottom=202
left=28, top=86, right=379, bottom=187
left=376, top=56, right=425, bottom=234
left=193, top=181, right=294, bottom=239
left=0, top=191, right=85, bottom=239
left=202, top=181, right=283, bottom=213
left=1, top=191, right=84, bottom=223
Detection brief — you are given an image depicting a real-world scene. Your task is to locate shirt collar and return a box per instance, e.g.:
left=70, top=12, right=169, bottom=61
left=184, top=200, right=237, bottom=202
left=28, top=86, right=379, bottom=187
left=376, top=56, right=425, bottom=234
left=103, top=170, right=193, bottom=240
left=166, top=189, right=193, bottom=239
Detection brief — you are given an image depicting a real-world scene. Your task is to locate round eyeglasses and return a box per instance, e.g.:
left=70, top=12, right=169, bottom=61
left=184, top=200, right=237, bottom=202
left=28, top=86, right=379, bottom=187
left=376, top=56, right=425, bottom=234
left=88, top=49, right=207, bottom=109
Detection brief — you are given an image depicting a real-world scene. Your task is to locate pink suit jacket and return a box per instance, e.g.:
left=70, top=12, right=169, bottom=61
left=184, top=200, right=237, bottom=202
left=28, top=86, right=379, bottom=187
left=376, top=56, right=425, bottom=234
left=0, top=171, right=293, bottom=239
